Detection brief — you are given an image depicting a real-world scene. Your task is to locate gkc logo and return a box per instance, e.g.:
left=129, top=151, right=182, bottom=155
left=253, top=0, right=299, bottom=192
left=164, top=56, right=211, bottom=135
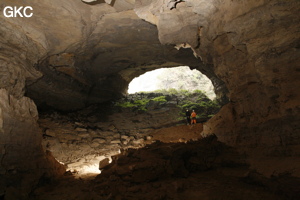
left=3, top=6, right=33, bottom=18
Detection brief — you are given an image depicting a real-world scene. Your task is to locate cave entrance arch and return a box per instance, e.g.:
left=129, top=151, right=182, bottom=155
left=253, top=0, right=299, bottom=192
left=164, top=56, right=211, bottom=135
left=122, top=65, right=221, bottom=123
left=127, top=66, right=216, bottom=100
left=39, top=66, right=222, bottom=178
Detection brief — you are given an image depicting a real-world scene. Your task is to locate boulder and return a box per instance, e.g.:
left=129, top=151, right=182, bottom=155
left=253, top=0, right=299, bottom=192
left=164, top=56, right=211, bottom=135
left=92, top=138, right=106, bottom=144
left=99, top=158, right=111, bottom=170
left=45, top=129, right=56, bottom=137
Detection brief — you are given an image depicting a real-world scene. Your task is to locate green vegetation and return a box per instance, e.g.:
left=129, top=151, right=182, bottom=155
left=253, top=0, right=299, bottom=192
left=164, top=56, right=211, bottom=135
left=151, top=96, right=167, bottom=102
left=179, top=99, right=220, bottom=119
left=139, top=89, right=210, bottom=98
left=115, top=89, right=220, bottom=120
left=115, top=101, right=136, bottom=108
left=115, top=96, right=167, bottom=112
left=170, top=89, right=220, bottom=120
left=115, top=99, right=149, bottom=111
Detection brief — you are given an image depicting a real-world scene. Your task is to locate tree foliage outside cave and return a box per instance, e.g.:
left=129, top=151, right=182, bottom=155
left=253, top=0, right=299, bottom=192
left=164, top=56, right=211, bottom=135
left=115, top=89, right=221, bottom=120
left=128, top=66, right=216, bottom=100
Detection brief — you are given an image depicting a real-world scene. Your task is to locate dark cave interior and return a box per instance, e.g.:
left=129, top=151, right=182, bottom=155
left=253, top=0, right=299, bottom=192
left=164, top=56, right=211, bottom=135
left=0, top=0, right=300, bottom=199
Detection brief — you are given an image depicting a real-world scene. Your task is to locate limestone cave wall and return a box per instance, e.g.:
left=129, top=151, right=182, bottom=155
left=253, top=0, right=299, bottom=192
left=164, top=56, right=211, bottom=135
left=0, top=4, right=66, bottom=197
left=134, top=0, right=300, bottom=166
left=0, top=0, right=300, bottom=197
left=203, top=0, right=300, bottom=175
left=201, top=0, right=300, bottom=152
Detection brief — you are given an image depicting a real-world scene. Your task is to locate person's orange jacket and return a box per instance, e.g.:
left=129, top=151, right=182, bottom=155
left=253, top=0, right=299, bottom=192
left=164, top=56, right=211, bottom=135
left=191, top=112, right=196, bottom=118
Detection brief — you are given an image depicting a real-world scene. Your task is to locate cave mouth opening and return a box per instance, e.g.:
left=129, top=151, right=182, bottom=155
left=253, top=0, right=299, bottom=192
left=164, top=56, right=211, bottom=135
left=40, top=66, right=221, bottom=178
left=127, top=66, right=216, bottom=100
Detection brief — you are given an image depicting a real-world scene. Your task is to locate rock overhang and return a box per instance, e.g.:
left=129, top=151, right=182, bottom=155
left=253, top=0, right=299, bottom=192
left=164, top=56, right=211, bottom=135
left=0, top=0, right=226, bottom=110
left=0, top=1, right=300, bottom=196
left=1, top=0, right=298, bottom=139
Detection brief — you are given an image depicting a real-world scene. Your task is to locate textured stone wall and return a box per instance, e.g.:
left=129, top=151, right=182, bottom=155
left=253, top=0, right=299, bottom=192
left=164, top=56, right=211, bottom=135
left=0, top=1, right=299, bottom=196
left=200, top=0, right=300, bottom=148
left=0, top=88, right=65, bottom=198
left=0, top=90, right=44, bottom=196
left=199, top=1, right=300, bottom=176
left=0, top=0, right=228, bottom=111
left=0, top=4, right=65, bottom=197
left=134, top=0, right=300, bottom=176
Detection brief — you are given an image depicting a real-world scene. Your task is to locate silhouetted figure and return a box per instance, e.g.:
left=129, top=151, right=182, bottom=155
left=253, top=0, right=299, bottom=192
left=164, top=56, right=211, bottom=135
left=167, top=0, right=185, bottom=10
left=185, top=109, right=191, bottom=125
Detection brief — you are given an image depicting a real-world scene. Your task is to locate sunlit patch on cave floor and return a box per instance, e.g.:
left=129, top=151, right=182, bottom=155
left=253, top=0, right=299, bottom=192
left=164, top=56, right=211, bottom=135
left=61, top=123, right=204, bottom=179
left=41, top=66, right=215, bottom=179
left=62, top=156, right=113, bottom=179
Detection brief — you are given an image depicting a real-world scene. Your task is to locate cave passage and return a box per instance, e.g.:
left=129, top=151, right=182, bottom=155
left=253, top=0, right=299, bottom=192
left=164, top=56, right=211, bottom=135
left=39, top=87, right=208, bottom=178
left=1, top=0, right=299, bottom=199
left=38, top=64, right=221, bottom=179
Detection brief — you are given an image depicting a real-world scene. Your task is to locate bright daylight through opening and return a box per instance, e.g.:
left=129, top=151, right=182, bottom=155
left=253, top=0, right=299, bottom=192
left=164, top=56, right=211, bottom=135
left=128, top=66, right=216, bottom=99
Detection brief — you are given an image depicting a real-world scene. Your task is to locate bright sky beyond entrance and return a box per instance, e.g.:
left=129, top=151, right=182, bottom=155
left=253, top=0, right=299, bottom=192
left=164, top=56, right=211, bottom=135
left=128, top=66, right=216, bottom=99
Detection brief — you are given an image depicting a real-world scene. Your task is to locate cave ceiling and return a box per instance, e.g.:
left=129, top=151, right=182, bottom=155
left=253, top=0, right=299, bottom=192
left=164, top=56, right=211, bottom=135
left=4, top=0, right=297, bottom=112
left=1, top=0, right=224, bottom=110
left=1, top=0, right=299, bottom=192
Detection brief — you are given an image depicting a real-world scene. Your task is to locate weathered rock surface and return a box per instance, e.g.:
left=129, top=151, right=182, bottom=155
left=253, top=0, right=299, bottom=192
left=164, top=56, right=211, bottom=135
left=35, top=90, right=210, bottom=180
left=32, top=135, right=300, bottom=200
left=38, top=97, right=190, bottom=175
left=133, top=0, right=300, bottom=175
left=198, top=1, right=300, bottom=176
left=0, top=89, right=65, bottom=199
left=0, top=0, right=299, bottom=198
left=0, top=0, right=207, bottom=110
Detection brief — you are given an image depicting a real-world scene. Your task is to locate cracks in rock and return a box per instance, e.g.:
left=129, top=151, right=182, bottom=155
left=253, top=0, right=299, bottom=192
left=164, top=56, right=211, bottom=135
left=235, top=48, right=246, bottom=55
left=81, top=0, right=107, bottom=6
left=89, top=14, right=105, bottom=36
left=167, top=0, right=186, bottom=10
left=212, top=31, right=249, bottom=56
left=194, top=26, right=202, bottom=49
left=0, top=144, right=6, bottom=175
left=212, top=31, right=234, bottom=42
left=81, top=0, right=118, bottom=7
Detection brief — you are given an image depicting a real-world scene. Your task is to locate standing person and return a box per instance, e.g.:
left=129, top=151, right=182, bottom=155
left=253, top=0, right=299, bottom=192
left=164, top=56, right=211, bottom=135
left=185, top=109, right=191, bottom=125
left=191, top=110, right=197, bottom=125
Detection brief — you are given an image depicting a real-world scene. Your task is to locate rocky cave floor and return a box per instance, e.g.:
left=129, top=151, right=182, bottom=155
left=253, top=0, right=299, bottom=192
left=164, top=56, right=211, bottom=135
left=29, top=106, right=300, bottom=200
